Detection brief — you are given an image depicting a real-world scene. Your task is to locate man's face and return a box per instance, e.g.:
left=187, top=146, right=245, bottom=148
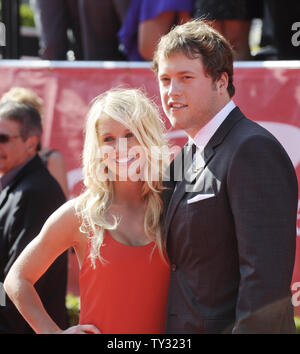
left=157, top=52, right=226, bottom=138
left=0, top=118, right=33, bottom=176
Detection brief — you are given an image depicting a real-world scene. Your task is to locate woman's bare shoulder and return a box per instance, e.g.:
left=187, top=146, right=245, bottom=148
left=41, top=198, right=83, bottom=244
left=48, top=198, right=79, bottom=222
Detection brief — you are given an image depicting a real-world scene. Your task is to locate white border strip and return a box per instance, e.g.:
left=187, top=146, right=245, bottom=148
left=0, top=60, right=299, bottom=69
left=234, top=60, right=300, bottom=68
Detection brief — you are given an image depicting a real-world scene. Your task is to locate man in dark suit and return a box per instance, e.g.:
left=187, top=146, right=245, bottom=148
left=0, top=101, right=68, bottom=333
left=153, top=19, right=298, bottom=333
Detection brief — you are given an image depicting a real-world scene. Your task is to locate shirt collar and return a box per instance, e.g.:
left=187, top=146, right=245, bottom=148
left=189, top=100, right=236, bottom=150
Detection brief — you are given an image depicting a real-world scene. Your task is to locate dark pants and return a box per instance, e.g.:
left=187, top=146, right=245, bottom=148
left=78, top=0, right=131, bottom=60
left=31, top=0, right=83, bottom=60
left=266, top=0, right=300, bottom=60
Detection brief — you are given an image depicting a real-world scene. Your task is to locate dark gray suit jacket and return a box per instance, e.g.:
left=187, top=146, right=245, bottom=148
left=0, top=155, right=68, bottom=333
left=163, top=107, right=298, bottom=334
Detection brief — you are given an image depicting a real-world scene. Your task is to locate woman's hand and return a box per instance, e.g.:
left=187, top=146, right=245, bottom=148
left=57, top=324, right=101, bottom=334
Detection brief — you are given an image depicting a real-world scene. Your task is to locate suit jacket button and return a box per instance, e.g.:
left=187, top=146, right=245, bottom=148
left=171, top=264, right=177, bottom=272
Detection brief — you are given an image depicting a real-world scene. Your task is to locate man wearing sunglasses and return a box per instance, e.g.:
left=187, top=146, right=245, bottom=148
left=0, top=101, right=68, bottom=333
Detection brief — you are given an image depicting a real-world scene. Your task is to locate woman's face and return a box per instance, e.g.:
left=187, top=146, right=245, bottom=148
left=98, top=116, right=147, bottom=181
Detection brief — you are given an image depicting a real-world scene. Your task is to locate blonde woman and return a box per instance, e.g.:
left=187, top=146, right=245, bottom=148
left=4, top=88, right=171, bottom=334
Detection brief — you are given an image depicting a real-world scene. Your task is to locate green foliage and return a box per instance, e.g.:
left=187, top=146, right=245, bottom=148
left=19, top=4, right=35, bottom=27
left=66, top=293, right=80, bottom=327
left=295, top=317, right=300, bottom=334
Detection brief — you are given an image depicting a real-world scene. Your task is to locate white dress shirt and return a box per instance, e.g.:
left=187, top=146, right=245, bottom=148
left=189, top=100, right=236, bottom=150
left=188, top=100, right=236, bottom=171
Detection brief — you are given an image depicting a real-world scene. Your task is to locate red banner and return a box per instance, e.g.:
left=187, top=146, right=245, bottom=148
left=0, top=60, right=300, bottom=313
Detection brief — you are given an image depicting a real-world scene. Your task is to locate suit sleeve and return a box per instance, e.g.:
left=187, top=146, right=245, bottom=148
left=228, top=134, right=298, bottom=333
left=5, top=191, right=45, bottom=276
left=1, top=185, right=67, bottom=333
left=4, top=187, right=65, bottom=276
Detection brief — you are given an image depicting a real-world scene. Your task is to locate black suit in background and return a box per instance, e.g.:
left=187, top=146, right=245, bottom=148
left=0, top=155, right=68, bottom=333
left=163, top=107, right=298, bottom=334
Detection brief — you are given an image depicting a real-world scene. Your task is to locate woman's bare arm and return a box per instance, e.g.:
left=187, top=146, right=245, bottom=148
left=4, top=199, right=100, bottom=334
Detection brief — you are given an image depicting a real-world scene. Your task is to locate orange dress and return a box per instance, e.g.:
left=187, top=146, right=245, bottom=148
left=79, top=231, right=170, bottom=334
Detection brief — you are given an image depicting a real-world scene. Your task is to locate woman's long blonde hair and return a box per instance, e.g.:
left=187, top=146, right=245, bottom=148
left=75, top=88, right=170, bottom=267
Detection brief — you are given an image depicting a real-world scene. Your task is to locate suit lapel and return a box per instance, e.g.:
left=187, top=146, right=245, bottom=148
left=164, top=176, right=188, bottom=237
left=0, top=186, right=10, bottom=210
left=203, top=106, right=244, bottom=160
left=164, top=143, right=194, bottom=234
left=164, top=106, right=245, bottom=237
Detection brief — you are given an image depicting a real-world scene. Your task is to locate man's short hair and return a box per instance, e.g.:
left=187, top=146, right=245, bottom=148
left=0, top=101, right=43, bottom=151
left=153, top=18, right=235, bottom=98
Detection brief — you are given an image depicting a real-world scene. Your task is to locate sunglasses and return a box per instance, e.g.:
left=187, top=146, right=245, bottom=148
left=0, top=133, right=21, bottom=143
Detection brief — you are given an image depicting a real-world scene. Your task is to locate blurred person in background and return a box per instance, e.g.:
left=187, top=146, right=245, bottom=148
left=78, top=0, right=131, bottom=60
left=193, top=0, right=263, bottom=60
left=30, top=0, right=83, bottom=60
left=0, top=101, right=67, bottom=333
left=119, top=0, right=193, bottom=61
left=0, top=87, right=69, bottom=199
left=265, top=0, right=300, bottom=60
